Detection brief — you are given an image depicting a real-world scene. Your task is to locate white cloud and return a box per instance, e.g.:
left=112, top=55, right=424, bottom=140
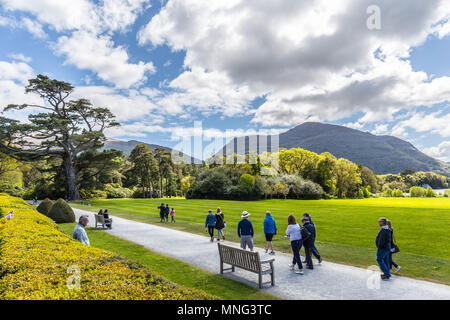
left=394, top=111, right=450, bottom=138
left=20, top=17, right=47, bottom=39
left=1, top=0, right=152, bottom=88
left=423, top=141, right=450, bottom=162
left=7, top=53, right=32, bottom=63
left=73, top=85, right=159, bottom=122
left=137, top=0, right=450, bottom=126
left=0, top=60, right=34, bottom=83
left=372, top=124, right=389, bottom=135
left=0, top=60, right=43, bottom=122
left=55, top=31, right=155, bottom=89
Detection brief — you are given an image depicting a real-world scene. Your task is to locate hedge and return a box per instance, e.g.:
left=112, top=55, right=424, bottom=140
left=0, top=194, right=213, bottom=300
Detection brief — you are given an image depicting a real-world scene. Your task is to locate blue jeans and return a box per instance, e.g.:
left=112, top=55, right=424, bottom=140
left=389, top=252, right=398, bottom=269
left=377, top=249, right=391, bottom=276
left=291, top=240, right=303, bottom=270
left=312, top=244, right=321, bottom=260
left=217, top=229, right=224, bottom=239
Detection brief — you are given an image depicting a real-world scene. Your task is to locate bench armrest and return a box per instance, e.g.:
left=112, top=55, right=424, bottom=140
left=260, top=259, right=275, bottom=264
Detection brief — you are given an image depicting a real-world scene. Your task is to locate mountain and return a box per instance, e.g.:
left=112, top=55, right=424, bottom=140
left=218, top=122, right=450, bottom=176
left=102, top=138, right=203, bottom=164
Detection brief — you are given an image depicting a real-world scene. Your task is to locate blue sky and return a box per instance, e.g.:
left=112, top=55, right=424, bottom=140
left=1, top=0, right=450, bottom=161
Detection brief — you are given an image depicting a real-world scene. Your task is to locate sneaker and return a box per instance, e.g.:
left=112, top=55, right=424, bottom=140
left=269, top=251, right=275, bottom=255
left=380, top=274, right=390, bottom=281
left=295, top=269, right=304, bottom=275
left=289, top=264, right=295, bottom=270
left=217, top=239, right=220, bottom=242
left=318, top=257, right=322, bottom=264
left=210, top=238, right=214, bottom=242
left=395, top=266, right=401, bottom=273
left=265, top=248, right=268, bottom=253
left=306, top=265, right=314, bottom=270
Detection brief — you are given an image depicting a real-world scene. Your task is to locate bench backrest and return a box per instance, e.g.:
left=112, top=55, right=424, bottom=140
left=218, top=243, right=261, bottom=273
left=95, top=214, right=105, bottom=223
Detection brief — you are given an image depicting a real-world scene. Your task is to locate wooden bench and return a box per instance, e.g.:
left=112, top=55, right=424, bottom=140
left=94, top=214, right=112, bottom=229
left=218, top=243, right=275, bottom=288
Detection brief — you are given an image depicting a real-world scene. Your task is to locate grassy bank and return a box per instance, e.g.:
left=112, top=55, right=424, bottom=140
left=71, top=197, right=450, bottom=285
left=0, top=194, right=211, bottom=300
left=58, top=223, right=279, bottom=300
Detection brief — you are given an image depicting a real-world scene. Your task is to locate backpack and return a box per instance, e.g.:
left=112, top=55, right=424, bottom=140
left=301, top=226, right=311, bottom=242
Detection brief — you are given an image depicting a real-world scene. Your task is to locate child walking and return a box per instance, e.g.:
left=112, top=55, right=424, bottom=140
left=170, top=208, right=175, bottom=223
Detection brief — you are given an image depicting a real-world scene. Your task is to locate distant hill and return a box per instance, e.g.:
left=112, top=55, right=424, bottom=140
left=218, top=122, right=450, bottom=176
left=102, top=139, right=203, bottom=164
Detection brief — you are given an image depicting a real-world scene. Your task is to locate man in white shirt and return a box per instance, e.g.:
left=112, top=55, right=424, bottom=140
left=73, top=215, right=90, bottom=246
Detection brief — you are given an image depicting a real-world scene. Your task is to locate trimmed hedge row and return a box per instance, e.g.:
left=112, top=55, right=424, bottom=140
left=0, top=194, right=213, bottom=300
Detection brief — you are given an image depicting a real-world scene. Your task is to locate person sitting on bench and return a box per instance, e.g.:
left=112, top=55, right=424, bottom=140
left=98, top=209, right=112, bottom=229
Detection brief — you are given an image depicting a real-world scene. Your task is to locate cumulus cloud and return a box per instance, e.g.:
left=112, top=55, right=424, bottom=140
left=0, top=60, right=43, bottom=122
left=1, top=0, right=153, bottom=88
left=423, top=141, right=450, bottom=162
left=138, top=0, right=450, bottom=126
left=392, top=111, right=450, bottom=138
left=7, top=53, right=32, bottom=63
left=55, top=31, right=155, bottom=89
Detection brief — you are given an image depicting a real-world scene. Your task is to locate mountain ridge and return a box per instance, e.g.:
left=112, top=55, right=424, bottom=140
left=219, top=122, right=450, bottom=176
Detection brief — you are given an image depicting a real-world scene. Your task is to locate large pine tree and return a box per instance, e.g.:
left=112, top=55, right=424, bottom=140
left=0, top=75, right=119, bottom=200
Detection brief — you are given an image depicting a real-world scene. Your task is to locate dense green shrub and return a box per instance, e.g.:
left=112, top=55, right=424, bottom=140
left=0, top=184, right=24, bottom=197
left=22, top=188, right=35, bottom=200
left=79, top=188, right=107, bottom=199
left=47, top=198, right=75, bottom=223
left=266, top=174, right=323, bottom=199
left=105, top=184, right=133, bottom=199
left=426, top=187, right=437, bottom=198
left=410, top=186, right=427, bottom=197
left=36, top=198, right=54, bottom=215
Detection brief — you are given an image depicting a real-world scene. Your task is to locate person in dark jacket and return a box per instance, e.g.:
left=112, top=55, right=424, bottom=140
left=303, top=213, right=322, bottom=263
left=376, top=217, right=392, bottom=280
left=215, top=208, right=225, bottom=241
left=387, top=220, right=401, bottom=273
left=237, top=211, right=254, bottom=251
left=205, top=210, right=217, bottom=242
left=164, top=204, right=170, bottom=223
left=157, top=203, right=165, bottom=222
left=103, top=209, right=112, bottom=228
left=263, top=211, right=277, bottom=255
left=301, top=217, right=315, bottom=269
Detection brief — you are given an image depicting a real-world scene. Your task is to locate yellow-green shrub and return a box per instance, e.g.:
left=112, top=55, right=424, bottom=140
left=0, top=194, right=212, bottom=300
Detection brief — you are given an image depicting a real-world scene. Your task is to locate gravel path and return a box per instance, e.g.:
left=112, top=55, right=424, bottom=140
left=73, top=208, right=450, bottom=300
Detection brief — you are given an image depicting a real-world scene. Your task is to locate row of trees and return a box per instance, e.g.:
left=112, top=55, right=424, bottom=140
left=1, top=75, right=448, bottom=201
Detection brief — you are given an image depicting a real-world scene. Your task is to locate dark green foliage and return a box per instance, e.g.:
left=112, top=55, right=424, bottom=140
left=0, top=75, right=120, bottom=200
left=36, top=198, right=54, bottom=215
left=47, top=198, right=75, bottom=223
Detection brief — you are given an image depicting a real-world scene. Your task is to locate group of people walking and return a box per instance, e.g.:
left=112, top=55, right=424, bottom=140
left=158, top=203, right=175, bottom=223
left=376, top=217, right=401, bottom=280
left=204, top=209, right=323, bottom=275
left=205, top=208, right=226, bottom=241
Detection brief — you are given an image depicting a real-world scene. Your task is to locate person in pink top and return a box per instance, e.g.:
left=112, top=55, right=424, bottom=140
left=170, top=208, right=175, bottom=223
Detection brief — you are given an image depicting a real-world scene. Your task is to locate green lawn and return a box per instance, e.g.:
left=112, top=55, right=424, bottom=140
left=71, top=197, right=450, bottom=285
left=58, top=223, right=279, bottom=300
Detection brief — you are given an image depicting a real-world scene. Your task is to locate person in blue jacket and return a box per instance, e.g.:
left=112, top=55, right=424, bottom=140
left=263, top=211, right=277, bottom=255
left=205, top=209, right=217, bottom=242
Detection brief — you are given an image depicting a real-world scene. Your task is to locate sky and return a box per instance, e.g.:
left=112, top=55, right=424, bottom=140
left=1, top=0, right=450, bottom=162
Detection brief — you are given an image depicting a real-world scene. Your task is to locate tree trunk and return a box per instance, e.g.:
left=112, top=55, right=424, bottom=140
left=63, top=153, right=80, bottom=200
